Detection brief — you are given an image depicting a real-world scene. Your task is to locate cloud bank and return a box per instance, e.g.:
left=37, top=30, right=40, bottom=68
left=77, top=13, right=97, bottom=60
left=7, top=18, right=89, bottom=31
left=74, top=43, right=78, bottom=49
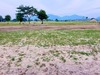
left=0, top=0, right=100, bottom=18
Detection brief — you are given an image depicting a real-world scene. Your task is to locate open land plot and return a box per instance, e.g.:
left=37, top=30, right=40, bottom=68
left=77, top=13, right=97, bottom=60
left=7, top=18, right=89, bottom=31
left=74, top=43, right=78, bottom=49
left=0, top=21, right=100, bottom=31
left=0, top=24, right=100, bottom=31
left=0, top=29, right=100, bottom=75
left=0, top=21, right=98, bottom=26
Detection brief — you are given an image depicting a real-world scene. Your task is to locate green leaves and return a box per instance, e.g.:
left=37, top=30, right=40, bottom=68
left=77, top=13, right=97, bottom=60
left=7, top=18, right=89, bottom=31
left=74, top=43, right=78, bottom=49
left=16, top=5, right=38, bottom=24
left=5, top=15, right=11, bottom=22
left=37, top=10, right=48, bottom=24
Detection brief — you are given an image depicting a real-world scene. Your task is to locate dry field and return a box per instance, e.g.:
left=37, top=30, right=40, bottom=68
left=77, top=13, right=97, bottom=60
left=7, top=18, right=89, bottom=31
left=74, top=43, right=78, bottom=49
left=0, top=45, right=100, bottom=75
left=0, top=24, right=100, bottom=31
left=0, top=23, right=100, bottom=75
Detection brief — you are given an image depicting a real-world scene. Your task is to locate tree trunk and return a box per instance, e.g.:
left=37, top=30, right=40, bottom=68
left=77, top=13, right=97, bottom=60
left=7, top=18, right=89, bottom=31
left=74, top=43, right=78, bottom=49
left=7, top=21, right=9, bottom=24
left=41, top=20, right=43, bottom=24
left=29, top=18, right=30, bottom=24
left=19, top=21, right=21, bottom=24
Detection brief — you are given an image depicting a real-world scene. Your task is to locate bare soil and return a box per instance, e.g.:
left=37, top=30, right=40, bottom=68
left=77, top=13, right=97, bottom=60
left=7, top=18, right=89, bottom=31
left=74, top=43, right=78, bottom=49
left=0, top=24, right=100, bottom=31
left=0, top=45, right=100, bottom=75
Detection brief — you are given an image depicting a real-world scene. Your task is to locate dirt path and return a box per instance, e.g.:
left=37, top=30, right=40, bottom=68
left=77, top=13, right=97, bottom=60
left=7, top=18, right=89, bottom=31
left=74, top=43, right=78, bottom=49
left=0, top=24, right=100, bottom=31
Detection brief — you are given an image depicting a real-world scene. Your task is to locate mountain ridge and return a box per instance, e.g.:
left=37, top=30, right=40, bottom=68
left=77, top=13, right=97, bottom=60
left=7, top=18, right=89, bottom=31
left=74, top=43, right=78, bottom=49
left=31, top=14, right=100, bottom=21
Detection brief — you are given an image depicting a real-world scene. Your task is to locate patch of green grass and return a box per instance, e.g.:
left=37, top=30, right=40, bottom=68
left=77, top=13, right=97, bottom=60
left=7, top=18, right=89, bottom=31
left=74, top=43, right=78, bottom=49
left=0, top=22, right=36, bottom=26
left=17, top=57, right=23, bottom=62
left=49, top=50, right=61, bottom=57
left=40, top=63, right=46, bottom=68
left=45, top=21, right=97, bottom=25
left=18, top=52, right=25, bottom=56
left=27, top=65, right=32, bottom=68
left=0, top=21, right=97, bottom=26
left=34, top=58, right=40, bottom=65
left=73, top=57, right=78, bottom=60
left=33, top=21, right=97, bottom=25
left=11, top=57, right=16, bottom=61
left=42, top=56, right=51, bottom=62
left=0, top=22, right=22, bottom=26
left=35, top=61, right=40, bottom=65
left=0, top=30, right=100, bottom=46
left=60, top=56, right=66, bottom=63
left=69, top=51, right=91, bottom=56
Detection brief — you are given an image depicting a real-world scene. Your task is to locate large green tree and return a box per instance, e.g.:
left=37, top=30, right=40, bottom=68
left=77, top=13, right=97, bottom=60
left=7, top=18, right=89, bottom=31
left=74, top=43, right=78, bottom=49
left=16, top=13, right=23, bottom=24
left=37, top=10, right=48, bottom=24
left=17, top=5, right=37, bottom=24
left=5, top=15, right=11, bottom=24
left=0, top=15, right=3, bottom=22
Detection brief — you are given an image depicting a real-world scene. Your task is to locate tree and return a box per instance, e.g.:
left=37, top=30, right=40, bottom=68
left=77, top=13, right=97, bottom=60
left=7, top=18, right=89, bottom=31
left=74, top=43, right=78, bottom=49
left=0, top=15, right=3, bottom=22
left=17, top=5, right=37, bottom=24
left=16, top=13, right=24, bottom=24
left=5, top=15, right=11, bottom=24
left=86, top=17, right=88, bottom=21
left=55, top=19, right=59, bottom=22
left=37, top=10, right=48, bottom=24
left=91, top=18, right=95, bottom=20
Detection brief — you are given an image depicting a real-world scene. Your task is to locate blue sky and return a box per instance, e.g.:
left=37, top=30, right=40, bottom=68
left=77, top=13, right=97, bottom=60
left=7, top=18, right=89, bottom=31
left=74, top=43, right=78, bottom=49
left=0, top=0, right=100, bottom=18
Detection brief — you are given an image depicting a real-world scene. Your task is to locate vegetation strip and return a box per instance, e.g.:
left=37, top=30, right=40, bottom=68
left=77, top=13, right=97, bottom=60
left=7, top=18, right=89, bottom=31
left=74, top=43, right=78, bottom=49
left=0, top=30, right=100, bottom=46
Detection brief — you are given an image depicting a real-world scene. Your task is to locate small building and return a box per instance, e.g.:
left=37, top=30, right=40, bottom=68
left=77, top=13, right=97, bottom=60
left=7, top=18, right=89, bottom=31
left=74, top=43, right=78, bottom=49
left=90, top=18, right=97, bottom=23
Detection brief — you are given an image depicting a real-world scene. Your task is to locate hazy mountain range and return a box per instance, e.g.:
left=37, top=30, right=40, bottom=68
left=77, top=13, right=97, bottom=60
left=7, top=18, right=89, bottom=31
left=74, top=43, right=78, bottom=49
left=48, top=14, right=86, bottom=20
left=32, top=14, right=100, bottom=21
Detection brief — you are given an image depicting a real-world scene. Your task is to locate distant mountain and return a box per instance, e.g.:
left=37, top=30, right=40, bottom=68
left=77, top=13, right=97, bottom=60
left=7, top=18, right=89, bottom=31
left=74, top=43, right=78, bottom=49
left=48, top=14, right=61, bottom=20
left=96, top=17, right=100, bottom=21
left=31, top=14, right=100, bottom=21
left=48, top=14, right=86, bottom=20
left=31, top=16, right=38, bottom=20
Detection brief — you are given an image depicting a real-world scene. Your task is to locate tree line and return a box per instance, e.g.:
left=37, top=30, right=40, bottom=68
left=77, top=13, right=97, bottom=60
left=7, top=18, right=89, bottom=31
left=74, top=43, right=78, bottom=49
left=0, top=5, right=48, bottom=24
